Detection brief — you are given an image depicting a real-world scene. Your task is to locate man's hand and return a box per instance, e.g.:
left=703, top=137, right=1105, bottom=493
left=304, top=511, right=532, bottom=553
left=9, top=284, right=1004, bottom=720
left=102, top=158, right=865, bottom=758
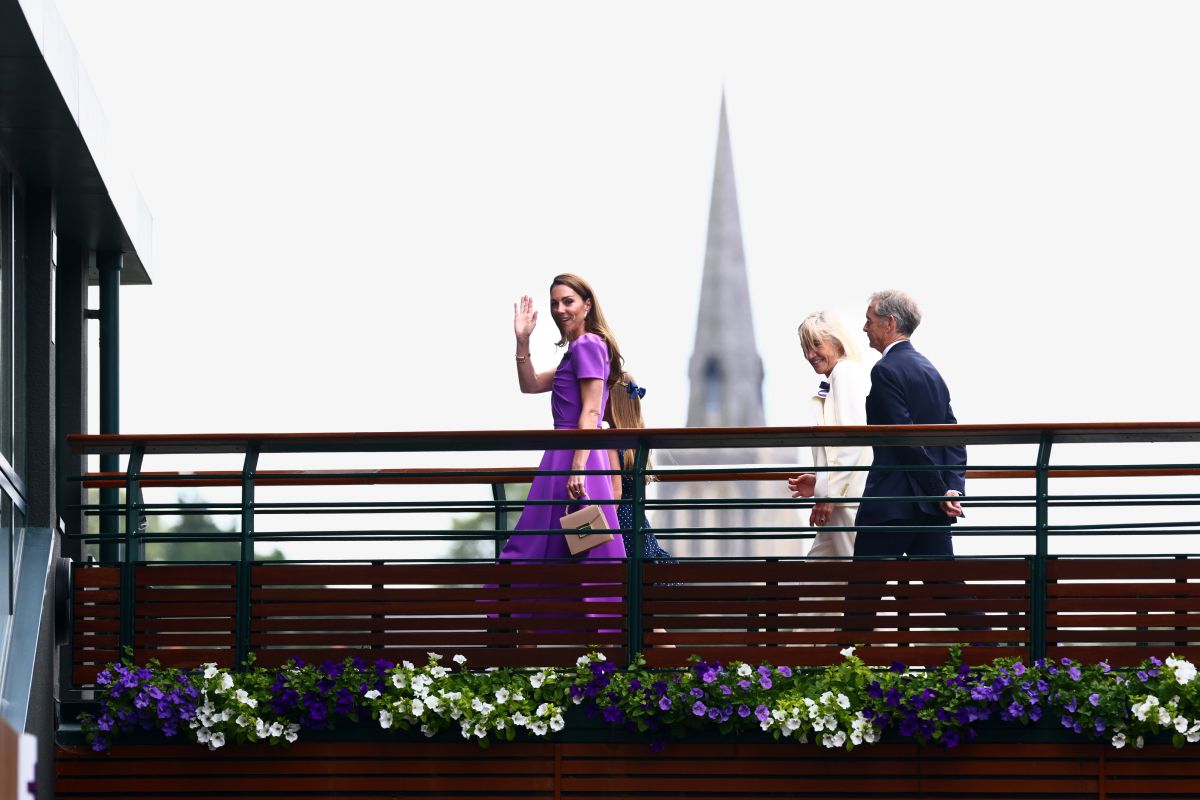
left=809, top=501, right=834, bottom=527
left=940, top=489, right=964, bottom=518
left=788, top=473, right=816, bottom=498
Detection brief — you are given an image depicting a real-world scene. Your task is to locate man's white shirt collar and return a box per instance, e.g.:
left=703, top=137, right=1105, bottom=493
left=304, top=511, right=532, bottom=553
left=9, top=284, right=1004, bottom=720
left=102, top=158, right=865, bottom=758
left=882, top=339, right=908, bottom=357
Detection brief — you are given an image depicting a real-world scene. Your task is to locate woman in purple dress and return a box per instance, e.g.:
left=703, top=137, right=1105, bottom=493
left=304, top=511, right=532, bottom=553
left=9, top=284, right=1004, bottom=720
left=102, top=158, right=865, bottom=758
left=501, top=273, right=627, bottom=562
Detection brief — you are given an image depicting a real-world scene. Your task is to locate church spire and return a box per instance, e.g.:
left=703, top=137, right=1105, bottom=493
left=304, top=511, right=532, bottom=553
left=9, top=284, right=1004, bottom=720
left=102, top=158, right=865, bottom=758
left=686, top=92, right=765, bottom=428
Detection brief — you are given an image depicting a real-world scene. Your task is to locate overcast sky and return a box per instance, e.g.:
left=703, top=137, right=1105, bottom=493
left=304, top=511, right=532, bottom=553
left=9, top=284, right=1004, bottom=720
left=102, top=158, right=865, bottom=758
left=53, top=1, right=1200, bottom=555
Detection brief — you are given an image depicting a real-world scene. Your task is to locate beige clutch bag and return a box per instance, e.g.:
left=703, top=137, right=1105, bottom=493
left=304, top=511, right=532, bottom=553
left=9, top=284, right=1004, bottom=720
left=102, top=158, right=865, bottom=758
left=560, top=503, right=614, bottom=556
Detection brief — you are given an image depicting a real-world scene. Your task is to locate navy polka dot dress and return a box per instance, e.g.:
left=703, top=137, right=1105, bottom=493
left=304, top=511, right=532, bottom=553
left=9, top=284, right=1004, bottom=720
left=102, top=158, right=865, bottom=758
left=616, top=449, right=675, bottom=563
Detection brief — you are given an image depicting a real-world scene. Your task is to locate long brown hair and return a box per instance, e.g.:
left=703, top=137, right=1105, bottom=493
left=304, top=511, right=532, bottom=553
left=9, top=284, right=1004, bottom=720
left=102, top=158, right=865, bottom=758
left=610, top=371, right=653, bottom=477
left=550, top=273, right=624, bottom=386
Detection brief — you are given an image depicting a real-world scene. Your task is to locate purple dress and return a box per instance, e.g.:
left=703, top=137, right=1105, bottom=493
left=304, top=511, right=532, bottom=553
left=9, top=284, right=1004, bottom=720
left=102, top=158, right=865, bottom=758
left=499, top=333, right=627, bottom=561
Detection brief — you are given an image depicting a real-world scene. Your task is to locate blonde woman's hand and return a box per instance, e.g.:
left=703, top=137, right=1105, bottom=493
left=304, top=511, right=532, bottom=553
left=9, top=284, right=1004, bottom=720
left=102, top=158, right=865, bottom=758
left=787, top=473, right=816, bottom=498
left=514, top=295, right=538, bottom=342
left=809, top=502, right=834, bottom=527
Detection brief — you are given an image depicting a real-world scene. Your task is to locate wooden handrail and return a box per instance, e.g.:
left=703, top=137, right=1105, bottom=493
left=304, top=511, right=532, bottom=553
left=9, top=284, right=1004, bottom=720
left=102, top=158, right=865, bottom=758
left=65, top=421, right=1200, bottom=455
left=79, top=465, right=1200, bottom=490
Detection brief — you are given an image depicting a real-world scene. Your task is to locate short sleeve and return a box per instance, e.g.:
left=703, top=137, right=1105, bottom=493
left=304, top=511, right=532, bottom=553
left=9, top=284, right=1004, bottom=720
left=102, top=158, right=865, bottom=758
left=570, top=333, right=609, bottom=381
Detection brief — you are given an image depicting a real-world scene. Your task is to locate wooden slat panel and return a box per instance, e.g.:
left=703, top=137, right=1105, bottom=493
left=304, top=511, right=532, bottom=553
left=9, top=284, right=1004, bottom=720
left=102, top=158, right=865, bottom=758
left=252, top=562, right=626, bottom=584
left=134, top=564, right=237, bottom=584
left=1049, top=558, right=1200, bottom=580
left=642, top=560, right=1028, bottom=583
left=250, top=615, right=626, bottom=632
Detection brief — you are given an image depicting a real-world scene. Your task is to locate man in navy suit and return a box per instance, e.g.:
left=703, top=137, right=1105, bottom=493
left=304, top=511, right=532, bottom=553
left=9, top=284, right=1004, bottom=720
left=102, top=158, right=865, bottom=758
left=854, top=289, right=966, bottom=556
left=847, top=290, right=970, bottom=635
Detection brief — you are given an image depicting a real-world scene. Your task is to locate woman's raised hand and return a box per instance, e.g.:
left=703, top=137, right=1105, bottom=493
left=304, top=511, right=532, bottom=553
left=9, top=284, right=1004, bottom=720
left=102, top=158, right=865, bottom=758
left=514, top=295, right=538, bottom=342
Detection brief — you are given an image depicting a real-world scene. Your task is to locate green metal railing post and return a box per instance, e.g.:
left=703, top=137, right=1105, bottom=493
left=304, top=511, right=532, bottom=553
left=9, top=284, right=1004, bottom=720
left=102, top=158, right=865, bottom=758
left=235, top=444, right=260, bottom=670
left=491, top=482, right=508, bottom=558
left=1031, top=433, right=1053, bottom=663
left=627, top=442, right=648, bottom=657
left=119, top=446, right=144, bottom=655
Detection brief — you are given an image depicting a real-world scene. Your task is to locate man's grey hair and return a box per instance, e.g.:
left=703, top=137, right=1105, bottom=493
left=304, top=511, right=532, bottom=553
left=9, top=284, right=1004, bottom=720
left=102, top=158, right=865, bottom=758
left=870, top=290, right=922, bottom=336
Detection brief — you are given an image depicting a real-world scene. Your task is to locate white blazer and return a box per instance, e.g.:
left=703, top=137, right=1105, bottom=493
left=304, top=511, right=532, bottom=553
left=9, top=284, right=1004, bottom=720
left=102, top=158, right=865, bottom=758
left=810, top=358, right=872, bottom=503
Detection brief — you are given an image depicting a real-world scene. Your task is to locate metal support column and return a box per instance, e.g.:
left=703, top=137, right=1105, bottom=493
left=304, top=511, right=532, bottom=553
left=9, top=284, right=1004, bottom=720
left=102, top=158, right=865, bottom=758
left=98, top=252, right=122, bottom=564
left=491, top=483, right=508, bottom=558
left=626, top=442, right=648, bottom=657
left=1030, top=432, right=1053, bottom=663
left=235, top=444, right=260, bottom=669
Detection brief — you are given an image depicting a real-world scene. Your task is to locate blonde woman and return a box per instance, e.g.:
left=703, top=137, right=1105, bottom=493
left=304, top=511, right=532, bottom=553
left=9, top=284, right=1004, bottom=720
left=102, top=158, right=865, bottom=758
left=786, top=311, right=872, bottom=559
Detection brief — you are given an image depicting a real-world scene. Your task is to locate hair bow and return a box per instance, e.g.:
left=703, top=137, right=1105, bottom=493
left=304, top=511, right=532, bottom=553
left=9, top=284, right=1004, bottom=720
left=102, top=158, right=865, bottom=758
left=626, top=381, right=647, bottom=399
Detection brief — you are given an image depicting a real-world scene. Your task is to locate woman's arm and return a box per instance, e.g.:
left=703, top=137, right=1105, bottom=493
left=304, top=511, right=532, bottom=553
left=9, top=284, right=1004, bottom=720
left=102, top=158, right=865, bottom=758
left=514, top=296, right=554, bottom=393
left=607, top=449, right=623, bottom=499
left=566, top=378, right=605, bottom=500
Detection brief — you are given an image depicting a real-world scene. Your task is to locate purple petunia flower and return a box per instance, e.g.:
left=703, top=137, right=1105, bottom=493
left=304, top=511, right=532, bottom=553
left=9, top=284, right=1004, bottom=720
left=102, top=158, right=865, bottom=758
left=1027, top=704, right=1042, bottom=722
left=692, top=701, right=707, bottom=717
left=720, top=685, right=732, bottom=696
left=890, top=660, right=906, bottom=673
left=707, top=707, right=721, bottom=720
left=1013, top=661, right=1026, bottom=675
left=1149, top=656, right=1163, bottom=667
left=1137, top=670, right=1149, bottom=683
left=1061, top=714, right=1074, bottom=729
left=737, top=680, right=751, bottom=691
left=701, top=669, right=717, bottom=684
left=1007, top=701, right=1024, bottom=718
left=738, top=705, right=752, bottom=718
left=755, top=705, right=770, bottom=722
left=690, top=687, right=704, bottom=699
left=759, top=676, right=772, bottom=690
left=1065, top=697, right=1078, bottom=713
left=1094, top=717, right=1106, bottom=733
left=1068, top=666, right=1082, bottom=681
left=1088, top=693, right=1101, bottom=707
left=777, top=666, right=793, bottom=678
left=659, top=696, right=671, bottom=711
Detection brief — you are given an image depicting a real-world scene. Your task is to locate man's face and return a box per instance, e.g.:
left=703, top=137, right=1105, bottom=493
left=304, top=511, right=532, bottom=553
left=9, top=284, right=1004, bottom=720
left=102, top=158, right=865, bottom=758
left=863, top=304, right=893, bottom=353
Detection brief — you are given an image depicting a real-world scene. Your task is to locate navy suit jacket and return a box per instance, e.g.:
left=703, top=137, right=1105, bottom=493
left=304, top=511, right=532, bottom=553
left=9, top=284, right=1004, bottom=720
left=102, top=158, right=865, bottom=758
left=855, top=340, right=967, bottom=525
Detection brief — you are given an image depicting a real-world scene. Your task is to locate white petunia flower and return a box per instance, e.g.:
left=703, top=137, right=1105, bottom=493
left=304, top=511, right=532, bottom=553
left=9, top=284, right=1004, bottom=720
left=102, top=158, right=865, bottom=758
left=1166, top=656, right=1197, bottom=686
left=596, top=653, right=606, bottom=661
left=1175, top=716, right=1189, bottom=733
left=576, top=656, right=591, bottom=668
left=836, top=693, right=851, bottom=710
left=473, top=724, right=487, bottom=738
left=209, top=732, right=225, bottom=750
left=203, top=664, right=219, bottom=680
left=402, top=660, right=415, bottom=670
left=530, top=673, right=545, bottom=688
left=737, top=664, right=752, bottom=677
left=512, top=691, right=524, bottom=702
left=284, top=724, right=300, bottom=743
left=424, top=695, right=441, bottom=712
left=196, top=728, right=211, bottom=744
left=219, top=673, right=234, bottom=693
left=379, top=710, right=394, bottom=729
left=412, top=699, right=426, bottom=717
left=392, top=673, right=408, bottom=689
left=268, top=722, right=284, bottom=737
left=1135, top=735, right=1145, bottom=749
left=429, top=666, right=448, bottom=680
left=531, top=721, right=548, bottom=736
left=550, top=714, right=565, bottom=732
left=421, top=724, right=435, bottom=738
left=495, top=688, right=510, bottom=704
left=235, top=714, right=250, bottom=728
left=364, top=689, right=381, bottom=700
left=512, top=712, right=529, bottom=726
left=427, top=652, right=443, bottom=662
left=536, top=703, right=551, bottom=717
left=840, top=646, right=856, bottom=658
left=453, top=654, right=467, bottom=665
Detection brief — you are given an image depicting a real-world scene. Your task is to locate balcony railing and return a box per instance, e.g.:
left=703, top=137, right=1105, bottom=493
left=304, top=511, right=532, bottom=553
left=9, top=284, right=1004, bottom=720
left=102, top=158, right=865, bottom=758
left=61, top=423, right=1200, bottom=692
